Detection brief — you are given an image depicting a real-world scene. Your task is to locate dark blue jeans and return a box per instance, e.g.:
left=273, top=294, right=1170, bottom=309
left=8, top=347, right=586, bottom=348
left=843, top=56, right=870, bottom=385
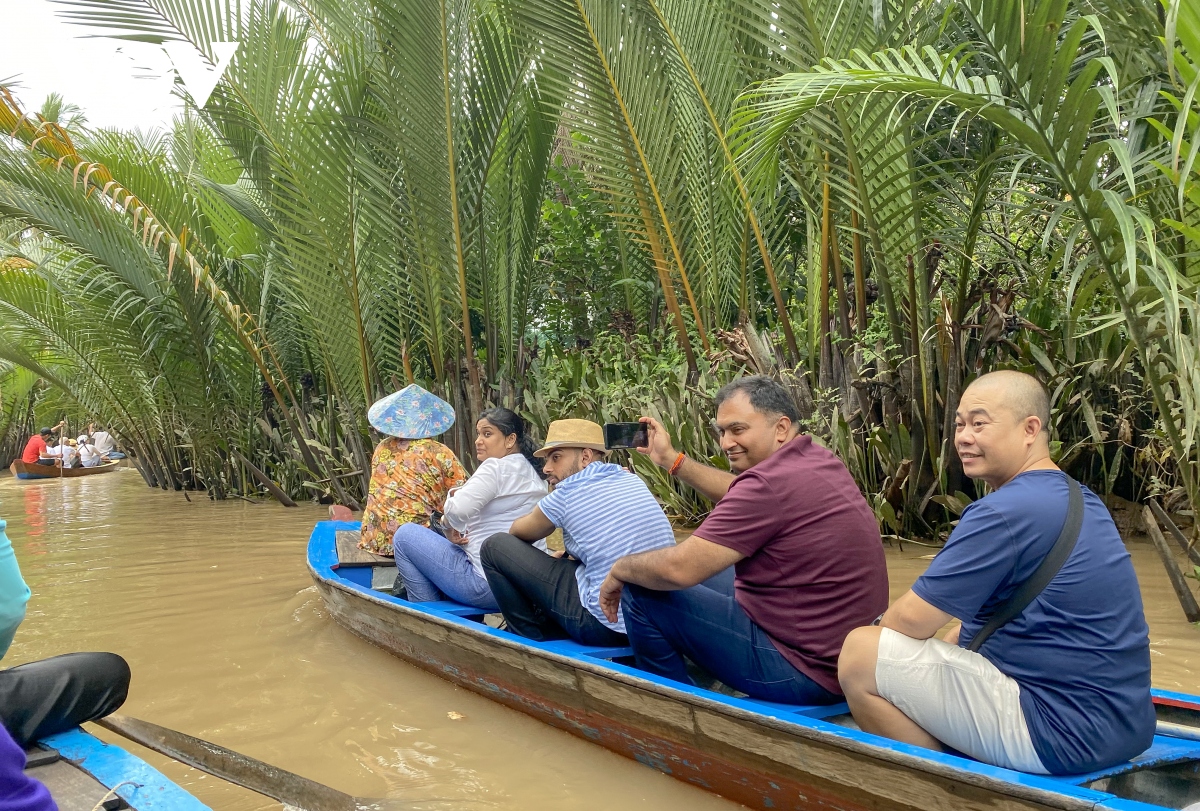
left=480, top=533, right=627, bottom=647
left=623, top=572, right=840, bottom=705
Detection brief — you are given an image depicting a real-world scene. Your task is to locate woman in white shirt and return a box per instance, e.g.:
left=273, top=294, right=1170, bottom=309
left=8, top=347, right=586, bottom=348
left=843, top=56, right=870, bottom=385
left=392, top=408, right=547, bottom=609
left=77, top=435, right=104, bottom=467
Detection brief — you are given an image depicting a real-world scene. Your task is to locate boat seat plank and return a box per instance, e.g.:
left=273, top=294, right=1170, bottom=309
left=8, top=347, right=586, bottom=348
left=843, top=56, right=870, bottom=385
left=797, top=703, right=851, bottom=719
left=536, top=638, right=634, bottom=660
left=735, top=697, right=851, bottom=720
left=412, top=600, right=487, bottom=617
left=1043, top=735, right=1200, bottom=785
left=24, top=744, right=61, bottom=768
left=335, top=530, right=394, bottom=568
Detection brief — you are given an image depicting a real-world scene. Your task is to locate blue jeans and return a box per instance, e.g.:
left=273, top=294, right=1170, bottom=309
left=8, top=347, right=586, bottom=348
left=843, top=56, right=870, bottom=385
left=392, top=524, right=499, bottom=611
left=623, top=572, right=840, bottom=705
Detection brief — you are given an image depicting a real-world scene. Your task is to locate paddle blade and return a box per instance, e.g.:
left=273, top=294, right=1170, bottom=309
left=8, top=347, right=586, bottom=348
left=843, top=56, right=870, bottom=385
left=96, top=714, right=364, bottom=811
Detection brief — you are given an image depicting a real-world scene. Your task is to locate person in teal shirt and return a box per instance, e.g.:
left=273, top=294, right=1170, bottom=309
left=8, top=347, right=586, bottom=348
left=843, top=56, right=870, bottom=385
left=0, top=522, right=30, bottom=659
left=0, top=518, right=131, bottom=748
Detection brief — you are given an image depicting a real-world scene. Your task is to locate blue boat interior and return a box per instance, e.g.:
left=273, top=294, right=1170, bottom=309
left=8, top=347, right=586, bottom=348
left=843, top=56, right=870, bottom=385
left=313, top=520, right=1200, bottom=811
left=37, top=727, right=210, bottom=811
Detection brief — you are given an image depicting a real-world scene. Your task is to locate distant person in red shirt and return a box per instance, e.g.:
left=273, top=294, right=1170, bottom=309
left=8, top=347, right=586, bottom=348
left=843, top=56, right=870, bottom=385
left=19, top=423, right=64, bottom=467
left=599, top=376, right=889, bottom=704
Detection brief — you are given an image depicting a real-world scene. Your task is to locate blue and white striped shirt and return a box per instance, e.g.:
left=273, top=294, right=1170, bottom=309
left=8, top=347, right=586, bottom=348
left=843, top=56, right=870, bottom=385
left=538, top=461, right=675, bottom=632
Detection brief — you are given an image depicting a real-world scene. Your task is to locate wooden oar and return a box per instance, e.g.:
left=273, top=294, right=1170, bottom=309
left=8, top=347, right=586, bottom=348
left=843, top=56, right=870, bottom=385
left=96, top=714, right=395, bottom=811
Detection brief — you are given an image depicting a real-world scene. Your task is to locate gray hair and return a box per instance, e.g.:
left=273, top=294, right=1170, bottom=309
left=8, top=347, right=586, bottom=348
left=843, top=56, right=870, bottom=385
left=714, top=375, right=800, bottom=422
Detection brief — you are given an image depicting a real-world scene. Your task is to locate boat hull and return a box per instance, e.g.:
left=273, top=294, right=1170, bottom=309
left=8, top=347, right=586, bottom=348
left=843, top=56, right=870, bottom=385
left=9, top=460, right=120, bottom=479
left=310, top=522, right=1130, bottom=811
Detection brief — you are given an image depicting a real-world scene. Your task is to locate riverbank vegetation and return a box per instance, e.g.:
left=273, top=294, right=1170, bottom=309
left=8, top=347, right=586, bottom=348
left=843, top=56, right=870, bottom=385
left=1, top=0, right=1197, bottom=541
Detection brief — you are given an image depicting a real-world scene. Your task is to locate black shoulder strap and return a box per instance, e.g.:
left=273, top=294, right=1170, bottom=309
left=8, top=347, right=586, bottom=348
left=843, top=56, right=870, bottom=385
left=967, top=477, right=1084, bottom=653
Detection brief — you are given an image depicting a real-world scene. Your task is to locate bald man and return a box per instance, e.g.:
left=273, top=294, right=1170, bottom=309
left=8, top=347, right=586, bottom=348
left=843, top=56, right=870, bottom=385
left=838, top=371, right=1154, bottom=774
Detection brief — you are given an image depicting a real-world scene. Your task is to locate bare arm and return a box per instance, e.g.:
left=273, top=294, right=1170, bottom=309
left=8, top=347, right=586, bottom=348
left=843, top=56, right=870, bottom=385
left=879, top=590, right=954, bottom=641
left=509, top=506, right=555, bottom=543
left=599, top=535, right=743, bottom=623
left=637, top=417, right=734, bottom=502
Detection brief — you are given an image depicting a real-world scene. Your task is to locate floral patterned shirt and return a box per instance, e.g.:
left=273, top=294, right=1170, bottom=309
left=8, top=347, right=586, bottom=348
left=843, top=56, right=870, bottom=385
left=358, top=438, right=467, bottom=555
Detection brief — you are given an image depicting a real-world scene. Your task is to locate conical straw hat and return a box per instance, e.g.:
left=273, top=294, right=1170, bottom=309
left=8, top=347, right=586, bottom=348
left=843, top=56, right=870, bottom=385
left=367, top=384, right=456, bottom=439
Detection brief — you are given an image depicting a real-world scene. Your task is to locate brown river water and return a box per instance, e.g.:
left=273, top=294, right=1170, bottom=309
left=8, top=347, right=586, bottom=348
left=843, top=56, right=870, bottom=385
left=2, top=469, right=1199, bottom=810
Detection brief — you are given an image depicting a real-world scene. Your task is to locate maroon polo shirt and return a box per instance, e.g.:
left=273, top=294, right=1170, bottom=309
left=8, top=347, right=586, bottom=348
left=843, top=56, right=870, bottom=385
left=694, top=435, right=889, bottom=694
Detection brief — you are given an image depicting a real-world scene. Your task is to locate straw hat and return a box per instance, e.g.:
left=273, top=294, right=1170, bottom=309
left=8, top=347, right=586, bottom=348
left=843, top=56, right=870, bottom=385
left=367, top=384, right=455, bottom=439
left=533, top=419, right=608, bottom=458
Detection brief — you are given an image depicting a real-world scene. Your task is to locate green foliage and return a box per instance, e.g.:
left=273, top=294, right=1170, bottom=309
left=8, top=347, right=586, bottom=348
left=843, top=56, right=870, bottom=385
left=0, top=0, right=1195, bottom=539
left=521, top=332, right=734, bottom=522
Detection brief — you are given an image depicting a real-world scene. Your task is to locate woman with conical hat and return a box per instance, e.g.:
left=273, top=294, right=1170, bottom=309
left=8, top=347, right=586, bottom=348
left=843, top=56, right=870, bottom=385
left=358, top=385, right=467, bottom=556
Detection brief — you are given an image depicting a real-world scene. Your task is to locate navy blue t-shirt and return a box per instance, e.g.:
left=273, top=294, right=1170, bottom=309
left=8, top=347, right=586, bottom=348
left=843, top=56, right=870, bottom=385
left=913, top=470, right=1154, bottom=774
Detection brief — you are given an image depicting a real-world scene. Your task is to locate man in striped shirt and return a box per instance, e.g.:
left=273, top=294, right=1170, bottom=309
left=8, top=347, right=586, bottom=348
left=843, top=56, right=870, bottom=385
left=481, top=419, right=675, bottom=646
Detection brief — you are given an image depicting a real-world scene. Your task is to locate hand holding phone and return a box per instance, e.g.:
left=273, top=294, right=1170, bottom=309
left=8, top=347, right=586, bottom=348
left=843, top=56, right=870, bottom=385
left=635, top=416, right=680, bottom=469
left=603, top=422, right=649, bottom=450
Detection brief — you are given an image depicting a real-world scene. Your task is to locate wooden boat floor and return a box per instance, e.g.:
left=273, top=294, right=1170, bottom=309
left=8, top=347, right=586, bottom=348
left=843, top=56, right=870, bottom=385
left=25, top=747, right=127, bottom=811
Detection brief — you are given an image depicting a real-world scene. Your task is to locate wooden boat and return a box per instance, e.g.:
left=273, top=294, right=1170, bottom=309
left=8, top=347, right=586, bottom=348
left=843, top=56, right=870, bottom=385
left=27, top=725, right=210, bottom=810
left=309, top=520, right=1200, bottom=811
left=9, top=459, right=121, bottom=479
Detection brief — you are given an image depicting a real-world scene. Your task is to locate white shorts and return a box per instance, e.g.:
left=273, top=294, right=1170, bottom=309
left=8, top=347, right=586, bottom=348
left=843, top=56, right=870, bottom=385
left=876, top=628, right=1048, bottom=773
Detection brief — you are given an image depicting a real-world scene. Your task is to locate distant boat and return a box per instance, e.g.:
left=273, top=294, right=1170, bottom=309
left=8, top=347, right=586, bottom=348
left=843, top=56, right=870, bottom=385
left=9, top=459, right=120, bottom=479
left=308, top=519, right=1200, bottom=811
left=28, top=725, right=209, bottom=810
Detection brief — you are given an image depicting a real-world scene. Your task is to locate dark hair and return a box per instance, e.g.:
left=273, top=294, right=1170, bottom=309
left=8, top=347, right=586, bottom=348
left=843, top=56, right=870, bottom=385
left=714, top=375, right=800, bottom=423
left=478, top=408, right=546, bottom=478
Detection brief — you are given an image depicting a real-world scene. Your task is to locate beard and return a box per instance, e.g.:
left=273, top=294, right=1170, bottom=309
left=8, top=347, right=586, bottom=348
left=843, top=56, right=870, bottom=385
left=547, top=453, right=584, bottom=485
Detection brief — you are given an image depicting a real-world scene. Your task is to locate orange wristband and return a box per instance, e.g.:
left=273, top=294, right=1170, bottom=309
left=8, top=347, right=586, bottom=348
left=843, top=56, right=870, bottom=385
left=668, top=452, right=686, bottom=476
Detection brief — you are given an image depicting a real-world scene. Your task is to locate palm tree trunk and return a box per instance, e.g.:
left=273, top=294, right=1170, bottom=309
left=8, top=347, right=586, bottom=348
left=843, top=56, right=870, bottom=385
left=818, top=169, right=833, bottom=389
left=441, top=0, right=484, bottom=417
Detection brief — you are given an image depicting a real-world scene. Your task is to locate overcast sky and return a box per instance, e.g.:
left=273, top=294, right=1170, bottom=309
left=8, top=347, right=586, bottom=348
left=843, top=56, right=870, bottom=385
left=0, top=0, right=181, bottom=131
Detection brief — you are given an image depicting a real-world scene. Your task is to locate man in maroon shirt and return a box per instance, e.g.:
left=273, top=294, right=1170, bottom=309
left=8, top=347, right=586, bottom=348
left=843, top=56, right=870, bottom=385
left=599, top=376, right=888, bottom=703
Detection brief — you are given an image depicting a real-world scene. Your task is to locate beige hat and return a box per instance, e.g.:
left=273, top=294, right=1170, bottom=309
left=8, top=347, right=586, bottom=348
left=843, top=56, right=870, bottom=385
left=534, top=419, right=608, bottom=458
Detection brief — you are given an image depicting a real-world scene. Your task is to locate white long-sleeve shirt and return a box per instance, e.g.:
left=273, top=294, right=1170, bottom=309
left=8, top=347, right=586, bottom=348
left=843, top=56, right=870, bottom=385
left=91, top=431, right=116, bottom=455
left=45, top=445, right=77, bottom=467
left=442, top=453, right=547, bottom=574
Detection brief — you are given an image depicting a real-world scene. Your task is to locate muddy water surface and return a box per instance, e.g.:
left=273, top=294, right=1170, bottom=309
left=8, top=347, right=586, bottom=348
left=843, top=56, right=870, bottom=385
left=0, top=472, right=739, bottom=811
left=1, top=471, right=1198, bottom=810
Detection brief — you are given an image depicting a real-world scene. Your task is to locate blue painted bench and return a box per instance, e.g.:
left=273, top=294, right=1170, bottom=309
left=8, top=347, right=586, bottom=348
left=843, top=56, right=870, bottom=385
left=537, top=638, right=635, bottom=660
left=412, top=599, right=490, bottom=618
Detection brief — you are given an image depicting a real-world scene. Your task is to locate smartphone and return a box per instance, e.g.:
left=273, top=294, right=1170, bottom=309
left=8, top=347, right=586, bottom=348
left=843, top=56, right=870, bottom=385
left=604, top=422, right=649, bottom=450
